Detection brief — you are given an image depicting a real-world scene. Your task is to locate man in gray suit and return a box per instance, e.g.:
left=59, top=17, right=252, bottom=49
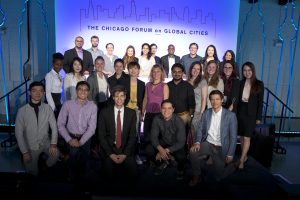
left=161, top=44, right=180, bottom=78
left=189, top=90, right=237, bottom=186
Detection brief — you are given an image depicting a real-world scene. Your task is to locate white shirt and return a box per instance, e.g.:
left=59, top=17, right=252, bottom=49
left=64, top=73, right=85, bottom=100
left=97, top=73, right=108, bottom=102
left=114, top=106, right=124, bottom=132
left=138, top=56, right=156, bottom=78
left=45, top=69, right=63, bottom=110
left=207, top=107, right=222, bottom=146
left=168, top=56, right=175, bottom=77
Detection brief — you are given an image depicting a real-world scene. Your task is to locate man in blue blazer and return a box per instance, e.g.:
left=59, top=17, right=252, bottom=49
left=189, top=90, right=237, bottom=186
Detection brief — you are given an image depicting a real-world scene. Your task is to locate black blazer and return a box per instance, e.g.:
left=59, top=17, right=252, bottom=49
left=124, top=78, right=145, bottom=110
left=98, top=106, right=137, bottom=156
left=107, top=72, right=129, bottom=90
left=238, top=79, right=264, bottom=121
left=63, top=48, right=94, bottom=73
left=223, top=78, right=240, bottom=113
left=161, top=54, right=180, bottom=77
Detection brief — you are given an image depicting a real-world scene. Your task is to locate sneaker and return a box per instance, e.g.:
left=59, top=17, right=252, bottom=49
left=154, top=161, right=169, bottom=176
left=135, top=155, right=143, bottom=165
left=176, top=170, right=185, bottom=180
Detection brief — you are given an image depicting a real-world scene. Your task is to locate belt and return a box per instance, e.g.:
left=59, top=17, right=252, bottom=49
left=208, top=142, right=221, bottom=148
left=69, top=133, right=83, bottom=139
left=177, top=111, right=189, bottom=116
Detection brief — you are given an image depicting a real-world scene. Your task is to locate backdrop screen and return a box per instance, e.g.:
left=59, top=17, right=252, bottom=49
left=55, top=0, right=240, bottom=58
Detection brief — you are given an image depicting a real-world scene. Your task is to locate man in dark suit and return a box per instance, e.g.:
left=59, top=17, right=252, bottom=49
left=161, top=44, right=180, bottom=78
left=98, top=85, right=137, bottom=179
left=63, top=36, right=94, bottom=74
left=189, top=90, right=237, bottom=186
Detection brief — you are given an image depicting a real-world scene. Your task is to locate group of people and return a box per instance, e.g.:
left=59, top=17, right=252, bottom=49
left=15, top=36, right=264, bottom=186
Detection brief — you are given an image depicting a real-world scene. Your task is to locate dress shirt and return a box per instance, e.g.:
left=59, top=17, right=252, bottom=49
left=167, top=79, right=195, bottom=113
left=103, top=54, right=118, bottom=74
left=97, top=73, right=108, bottom=102
left=76, top=49, right=83, bottom=60
left=87, top=47, right=104, bottom=64
left=114, top=106, right=124, bottom=131
left=45, top=69, right=63, bottom=110
left=168, top=56, right=175, bottom=77
left=180, top=54, right=202, bottom=74
left=57, top=99, right=97, bottom=145
left=206, top=107, right=222, bottom=146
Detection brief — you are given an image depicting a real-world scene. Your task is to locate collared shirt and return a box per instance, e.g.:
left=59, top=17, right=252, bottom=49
left=151, top=114, right=186, bottom=152
left=103, top=54, right=118, bottom=74
left=15, top=103, right=57, bottom=153
left=76, top=48, right=83, bottom=60
left=167, top=79, right=195, bottom=113
left=45, top=69, right=63, bottom=110
left=180, top=54, right=202, bottom=74
left=207, top=107, right=223, bottom=146
left=168, top=56, right=175, bottom=77
left=87, top=47, right=104, bottom=64
left=114, top=106, right=124, bottom=131
left=57, top=99, right=97, bottom=145
left=96, top=73, right=108, bottom=102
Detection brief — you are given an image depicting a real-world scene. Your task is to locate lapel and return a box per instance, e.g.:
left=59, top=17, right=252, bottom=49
left=122, top=108, right=130, bottom=143
left=110, top=106, right=116, bottom=137
left=93, top=73, right=100, bottom=94
left=220, top=109, right=226, bottom=140
left=72, top=48, right=78, bottom=58
left=206, top=109, right=213, bottom=133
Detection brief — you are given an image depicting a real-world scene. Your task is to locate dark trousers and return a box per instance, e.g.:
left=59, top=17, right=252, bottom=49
left=102, top=155, right=138, bottom=180
left=143, top=113, right=160, bottom=144
left=68, top=139, right=91, bottom=179
left=145, top=144, right=186, bottom=171
left=189, top=141, right=235, bottom=180
left=51, top=93, right=62, bottom=119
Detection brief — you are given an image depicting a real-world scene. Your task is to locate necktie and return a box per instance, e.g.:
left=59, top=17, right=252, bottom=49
left=116, top=110, right=122, bottom=148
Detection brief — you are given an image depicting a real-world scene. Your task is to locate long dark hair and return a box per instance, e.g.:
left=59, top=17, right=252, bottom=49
left=204, top=44, right=219, bottom=62
left=188, top=61, right=203, bottom=88
left=242, top=61, right=261, bottom=94
left=69, top=57, right=84, bottom=75
left=141, top=43, right=152, bottom=60
left=221, top=60, right=236, bottom=92
left=222, top=50, right=236, bottom=62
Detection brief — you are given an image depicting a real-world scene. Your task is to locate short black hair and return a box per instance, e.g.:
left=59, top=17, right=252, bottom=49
left=52, top=52, right=64, bottom=63
left=189, top=42, right=198, bottom=49
left=209, top=90, right=224, bottom=100
left=95, top=56, right=104, bottom=63
left=29, top=81, right=45, bottom=91
left=171, top=63, right=185, bottom=72
left=75, top=81, right=90, bottom=91
left=114, top=58, right=124, bottom=67
left=106, top=43, right=114, bottom=49
left=127, top=61, right=140, bottom=70
left=111, top=85, right=127, bottom=97
left=161, top=99, right=174, bottom=108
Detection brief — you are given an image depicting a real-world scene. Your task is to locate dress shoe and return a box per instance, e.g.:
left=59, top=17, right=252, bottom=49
left=189, top=175, right=201, bottom=187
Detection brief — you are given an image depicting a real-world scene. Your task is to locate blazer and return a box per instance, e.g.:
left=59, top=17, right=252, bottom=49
left=238, top=79, right=264, bottom=121
left=124, top=78, right=145, bottom=110
left=196, top=108, right=237, bottom=158
left=87, top=72, right=109, bottom=103
left=161, top=54, right=180, bottom=77
left=98, top=106, right=137, bottom=156
left=223, top=78, right=240, bottom=113
left=63, top=48, right=94, bottom=73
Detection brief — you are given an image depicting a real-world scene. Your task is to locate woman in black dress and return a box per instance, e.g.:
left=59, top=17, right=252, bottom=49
left=221, top=60, right=239, bottom=113
left=237, top=62, right=264, bottom=169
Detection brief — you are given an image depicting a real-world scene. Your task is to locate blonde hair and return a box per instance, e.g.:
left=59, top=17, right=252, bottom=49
left=149, top=64, right=166, bottom=82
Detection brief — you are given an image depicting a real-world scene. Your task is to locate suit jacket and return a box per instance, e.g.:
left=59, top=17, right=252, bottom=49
left=87, top=72, right=109, bottom=103
left=161, top=54, right=180, bottom=77
left=124, top=78, right=145, bottom=110
left=223, top=78, right=240, bottom=113
left=238, top=79, right=264, bottom=121
left=98, top=106, right=137, bottom=156
left=196, top=108, right=237, bottom=158
left=63, top=48, right=94, bottom=73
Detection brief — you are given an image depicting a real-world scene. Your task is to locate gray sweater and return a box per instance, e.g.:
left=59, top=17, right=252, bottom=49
left=15, top=103, right=58, bottom=153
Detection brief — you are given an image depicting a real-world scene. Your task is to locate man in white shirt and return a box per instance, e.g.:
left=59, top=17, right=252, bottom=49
left=161, top=44, right=180, bottom=78
left=45, top=52, right=64, bottom=118
left=189, top=90, right=237, bottom=186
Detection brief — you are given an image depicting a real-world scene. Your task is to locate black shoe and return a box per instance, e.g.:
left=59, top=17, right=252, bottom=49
left=154, top=161, right=169, bottom=176
left=176, top=170, right=185, bottom=180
